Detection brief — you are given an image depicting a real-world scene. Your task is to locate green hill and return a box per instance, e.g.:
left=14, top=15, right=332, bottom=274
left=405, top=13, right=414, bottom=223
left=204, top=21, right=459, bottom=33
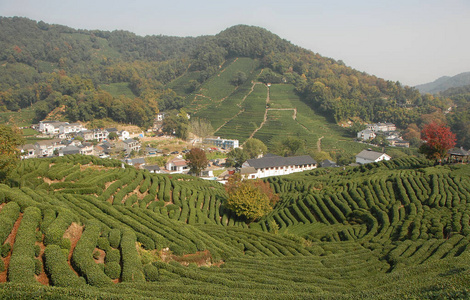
left=0, top=17, right=457, bottom=149
left=415, top=72, right=470, bottom=94
left=0, top=155, right=469, bottom=298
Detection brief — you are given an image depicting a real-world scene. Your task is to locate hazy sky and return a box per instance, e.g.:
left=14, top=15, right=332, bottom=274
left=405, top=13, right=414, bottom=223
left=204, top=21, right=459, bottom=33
left=1, top=0, right=469, bottom=86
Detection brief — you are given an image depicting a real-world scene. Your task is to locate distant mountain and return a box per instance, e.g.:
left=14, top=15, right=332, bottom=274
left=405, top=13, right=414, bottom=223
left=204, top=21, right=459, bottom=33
left=415, top=72, right=470, bottom=94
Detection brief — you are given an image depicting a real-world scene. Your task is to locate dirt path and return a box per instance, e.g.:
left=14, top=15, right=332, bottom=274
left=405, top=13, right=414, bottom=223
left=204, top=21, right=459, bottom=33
left=317, top=136, right=324, bottom=152
left=246, top=84, right=270, bottom=141
left=35, top=235, right=49, bottom=285
left=0, top=213, right=23, bottom=283
left=63, top=222, right=84, bottom=277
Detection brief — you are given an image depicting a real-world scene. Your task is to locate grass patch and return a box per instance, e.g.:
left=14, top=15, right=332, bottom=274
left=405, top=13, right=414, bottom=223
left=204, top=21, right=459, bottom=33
left=99, top=82, right=136, bottom=99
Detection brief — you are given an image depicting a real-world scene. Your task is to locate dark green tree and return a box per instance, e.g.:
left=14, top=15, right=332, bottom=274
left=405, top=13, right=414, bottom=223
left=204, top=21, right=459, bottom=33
left=243, top=138, right=267, bottom=159
left=226, top=148, right=249, bottom=168
left=0, top=125, right=24, bottom=181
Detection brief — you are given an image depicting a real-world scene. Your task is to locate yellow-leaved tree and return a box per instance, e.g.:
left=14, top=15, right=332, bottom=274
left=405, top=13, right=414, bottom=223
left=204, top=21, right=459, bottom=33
left=224, top=174, right=278, bottom=222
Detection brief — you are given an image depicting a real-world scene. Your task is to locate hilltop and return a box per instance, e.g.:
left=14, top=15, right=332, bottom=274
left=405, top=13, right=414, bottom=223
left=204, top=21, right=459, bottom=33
left=415, top=72, right=470, bottom=94
left=0, top=17, right=454, bottom=151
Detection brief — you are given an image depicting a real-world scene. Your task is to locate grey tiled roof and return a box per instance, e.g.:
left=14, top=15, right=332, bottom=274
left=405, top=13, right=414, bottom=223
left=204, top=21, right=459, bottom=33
left=246, top=155, right=316, bottom=169
left=356, top=150, right=387, bottom=160
left=448, top=148, right=469, bottom=156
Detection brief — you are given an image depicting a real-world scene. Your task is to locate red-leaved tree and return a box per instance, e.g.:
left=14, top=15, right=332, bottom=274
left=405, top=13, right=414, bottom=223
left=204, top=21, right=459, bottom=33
left=419, top=121, right=456, bottom=160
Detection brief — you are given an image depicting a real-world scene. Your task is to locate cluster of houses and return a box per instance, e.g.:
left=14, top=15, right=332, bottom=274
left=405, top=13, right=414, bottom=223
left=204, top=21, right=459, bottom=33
left=21, top=121, right=143, bottom=159
left=26, top=120, right=469, bottom=182
left=357, top=122, right=410, bottom=147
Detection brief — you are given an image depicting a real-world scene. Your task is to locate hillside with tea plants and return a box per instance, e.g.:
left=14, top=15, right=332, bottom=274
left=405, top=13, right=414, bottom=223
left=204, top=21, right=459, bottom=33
left=0, top=155, right=469, bottom=298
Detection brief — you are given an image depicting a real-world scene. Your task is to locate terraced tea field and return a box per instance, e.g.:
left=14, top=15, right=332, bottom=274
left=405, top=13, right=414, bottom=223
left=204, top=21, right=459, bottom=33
left=0, top=155, right=469, bottom=298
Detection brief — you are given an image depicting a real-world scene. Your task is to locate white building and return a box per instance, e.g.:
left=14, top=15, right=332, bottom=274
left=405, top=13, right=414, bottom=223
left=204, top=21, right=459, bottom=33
left=357, top=129, right=377, bottom=141
left=59, top=123, right=83, bottom=135
left=165, top=157, right=189, bottom=174
left=39, top=121, right=68, bottom=135
left=35, top=139, right=65, bottom=157
left=367, top=122, right=396, bottom=132
left=204, top=137, right=239, bottom=149
left=241, top=154, right=317, bottom=179
left=355, top=149, right=391, bottom=164
left=20, top=144, right=36, bottom=159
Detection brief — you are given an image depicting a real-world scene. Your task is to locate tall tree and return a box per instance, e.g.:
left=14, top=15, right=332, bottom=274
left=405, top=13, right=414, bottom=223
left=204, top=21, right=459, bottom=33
left=185, top=148, right=208, bottom=176
left=225, top=148, right=249, bottom=168
left=0, top=125, right=24, bottom=181
left=243, top=138, right=267, bottom=159
left=190, top=118, right=214, bottom=141
left=418, top=121, right=456, bottom=160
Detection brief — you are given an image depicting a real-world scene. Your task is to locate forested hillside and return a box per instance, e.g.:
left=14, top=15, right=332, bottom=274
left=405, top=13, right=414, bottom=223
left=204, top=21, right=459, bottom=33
left=0, top=17, right=450, bottom=132
left=0, top=155, right=469, bottom=298
left=415, top=72, right=470, bottom=94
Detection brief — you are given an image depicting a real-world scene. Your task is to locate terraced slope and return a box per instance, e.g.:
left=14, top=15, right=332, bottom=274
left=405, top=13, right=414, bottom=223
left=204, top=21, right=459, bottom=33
left=0, top=155, right=469, bottom=298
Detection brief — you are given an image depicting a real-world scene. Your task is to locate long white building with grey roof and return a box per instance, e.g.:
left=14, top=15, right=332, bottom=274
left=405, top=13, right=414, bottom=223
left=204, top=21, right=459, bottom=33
left=241, top=154, right=317, bottom=179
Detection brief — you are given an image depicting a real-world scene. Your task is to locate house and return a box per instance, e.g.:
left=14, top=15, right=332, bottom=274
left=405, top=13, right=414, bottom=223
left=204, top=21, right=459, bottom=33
left=35, top=139, right=65, bottom=157
left=448, top=147, right=470, bottom=163
left=122, top=139, right=141, bottom=154
left=79, top=142, right=94, bottom=155
left=92, top=129, right=109, bottom=141
left=59, top=145, right=81, bottom=156
left=125, top=158, right=146, bottom=168
left=20, top=144, right=36, bottom=159
left=38, top=121, right=68, bottom=135
left=321, top=160, right=338, bottom=168
left=357, top=129, right=377, bottom=141
left=78, top=130, right=94, bottom=141
left=388, top=138, right=410, bottom=148
left=165, top=157, right=189, bottom=173
left=106, top=128, right=130, bottom=141
left=144, top=164, right=162, bottom=174
left=39, top=121, right=84, bottom=136
left=241, top=155, right=317, bottom=179
left=59, top=123, right=83, bottom=135
left=144, top=147, right=160, bottom=156
left=204, top=137, right=239, bottom=149
left=367, top=122, right=396, bottom=132
left=239, top=166, right=258, bottom=179
left=156, top=112, right=166, bottom=122
left=355, top=149, right=391, bottom=164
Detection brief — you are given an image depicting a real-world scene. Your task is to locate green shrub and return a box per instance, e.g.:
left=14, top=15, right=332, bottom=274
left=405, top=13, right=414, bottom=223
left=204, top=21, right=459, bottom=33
left=71, top=220, right=112, bottom=287
left=93, top=250, right=101, bottom=260
left=44, top=211, right=74, bottom=246
left=105, top=248, right=121, bottom=264
left=120, top=230, right=145, bottom=282
left=143, top=264, right=159, bottom=282
left=1, top=243, right=11, bottom=258
left=34, top=258, right=42, bottom=275
left=108, top=228, right=121, bottom=249
left=44, top=244, right=85, bottom=287
left=97, top=237, right=111, bottom=251
left=104, top=261, right=121, bottom=279
left=0, top=201, right=20, bottom=244
left=8, top=206, right=42, bottom=284
left=34, top=244, right=41, bottom=257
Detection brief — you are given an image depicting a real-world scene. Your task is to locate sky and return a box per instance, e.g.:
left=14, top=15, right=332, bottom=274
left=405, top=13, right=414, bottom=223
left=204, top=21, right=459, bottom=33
left=1, top=0, right=469, bottom=86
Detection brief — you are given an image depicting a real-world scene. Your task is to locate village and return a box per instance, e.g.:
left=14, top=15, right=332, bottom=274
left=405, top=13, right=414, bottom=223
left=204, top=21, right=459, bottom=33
left=20, top=119, right=468, bottom=184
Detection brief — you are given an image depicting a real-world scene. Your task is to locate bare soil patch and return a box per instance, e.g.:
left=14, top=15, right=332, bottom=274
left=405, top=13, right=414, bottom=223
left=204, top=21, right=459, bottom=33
left=159, top=249, right=223, bottom=267
left=0, top=213, right=23, bottom=283
left=63, top=222, right=83, bottom=277
left=35, top=235, right=49, bottom=285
